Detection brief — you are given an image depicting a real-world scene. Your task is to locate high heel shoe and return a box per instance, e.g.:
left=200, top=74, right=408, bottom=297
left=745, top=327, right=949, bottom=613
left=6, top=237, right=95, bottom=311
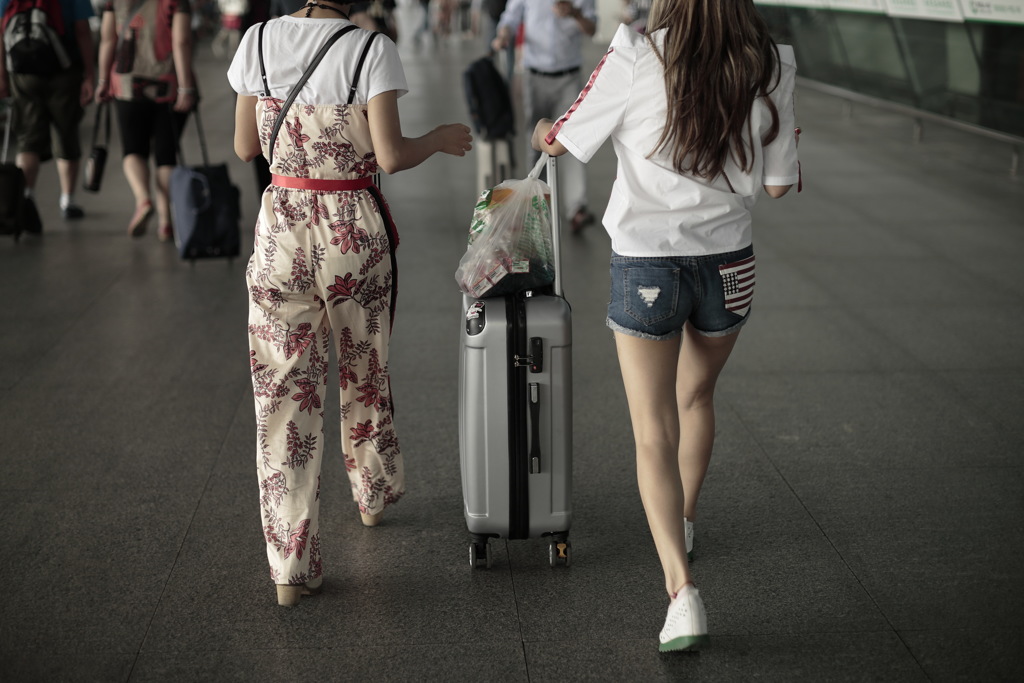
left=276, top=576, right=323, bottom=607
left=360, top=510, right=383, bottom=527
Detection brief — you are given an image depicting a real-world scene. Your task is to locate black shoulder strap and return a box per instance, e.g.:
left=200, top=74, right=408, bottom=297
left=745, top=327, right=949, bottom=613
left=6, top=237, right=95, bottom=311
left=347, top=31, right=380, bottom=105
left=268, top=24, right=360, bottom=164
left=257, top=22, right=270, bottom=98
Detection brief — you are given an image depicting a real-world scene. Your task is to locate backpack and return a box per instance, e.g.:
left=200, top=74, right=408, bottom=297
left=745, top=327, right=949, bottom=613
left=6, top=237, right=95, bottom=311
left=2, top=0, right=71, bottom=76
left=463, top=55, right=514, bottom=141
left=482, top=0, right=506, bottom=22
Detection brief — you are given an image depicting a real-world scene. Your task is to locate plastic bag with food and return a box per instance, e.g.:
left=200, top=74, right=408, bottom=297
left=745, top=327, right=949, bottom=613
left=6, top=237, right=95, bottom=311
left=455, top=154, right=555, bottom=298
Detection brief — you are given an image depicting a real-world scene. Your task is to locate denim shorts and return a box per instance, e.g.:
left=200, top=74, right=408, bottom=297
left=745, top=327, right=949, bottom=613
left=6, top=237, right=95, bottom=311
left=607, top=245, right=755, bottom=341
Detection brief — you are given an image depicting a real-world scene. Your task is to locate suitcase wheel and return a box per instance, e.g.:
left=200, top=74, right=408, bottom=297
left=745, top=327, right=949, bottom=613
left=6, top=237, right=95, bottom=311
left=548, top=540, right=571, bottom=568
left=469, top=540, right=492, bottom=569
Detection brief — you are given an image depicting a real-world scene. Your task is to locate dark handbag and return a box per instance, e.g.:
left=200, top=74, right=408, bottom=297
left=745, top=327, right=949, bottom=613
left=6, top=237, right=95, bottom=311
left=82, top=103, right=110, bottom=193
left=113, top=0, right=146, bottom=74
left=170, top=108, right=241, bottom=260
left=114, top=28, right=136, bottom=73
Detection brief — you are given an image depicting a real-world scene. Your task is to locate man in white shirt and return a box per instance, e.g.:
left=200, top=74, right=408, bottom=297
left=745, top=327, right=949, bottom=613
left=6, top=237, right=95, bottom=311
left=493, top=0, right=597, bottom=233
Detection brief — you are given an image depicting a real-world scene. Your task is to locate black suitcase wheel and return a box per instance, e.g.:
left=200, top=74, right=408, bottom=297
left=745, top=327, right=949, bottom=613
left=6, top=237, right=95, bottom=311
left=548, top=540, right=571, bottom=567
left=469, top=541, right=491, bottom=569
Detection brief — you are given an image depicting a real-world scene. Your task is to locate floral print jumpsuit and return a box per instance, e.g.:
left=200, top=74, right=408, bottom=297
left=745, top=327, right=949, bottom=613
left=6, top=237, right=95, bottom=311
left=246, top=29, right=402, bottom=586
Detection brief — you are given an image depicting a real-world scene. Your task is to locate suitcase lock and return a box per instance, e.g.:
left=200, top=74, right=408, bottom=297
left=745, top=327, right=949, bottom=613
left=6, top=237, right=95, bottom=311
left=513, top=338, right=544, bottom=373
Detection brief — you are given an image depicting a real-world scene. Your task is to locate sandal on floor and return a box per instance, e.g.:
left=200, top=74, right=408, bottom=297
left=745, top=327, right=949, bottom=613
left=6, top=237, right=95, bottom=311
left=158, top=223, right=173, bottom=242
left=128, top=201, right=154, bottom=237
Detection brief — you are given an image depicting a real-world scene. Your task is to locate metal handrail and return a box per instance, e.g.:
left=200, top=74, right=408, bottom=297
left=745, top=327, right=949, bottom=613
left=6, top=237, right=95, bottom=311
left=797, top=76, right=1022, bottom=178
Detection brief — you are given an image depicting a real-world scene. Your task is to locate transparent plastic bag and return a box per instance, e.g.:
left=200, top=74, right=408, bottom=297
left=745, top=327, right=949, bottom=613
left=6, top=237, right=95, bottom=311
left=455, top=154, right=554, bottom=298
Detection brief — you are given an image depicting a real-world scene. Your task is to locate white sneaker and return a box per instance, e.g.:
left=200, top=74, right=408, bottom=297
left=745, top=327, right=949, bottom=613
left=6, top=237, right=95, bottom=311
left=685, top=518, right=694, bottom=562
left=659, top=584, right=709, bottom=652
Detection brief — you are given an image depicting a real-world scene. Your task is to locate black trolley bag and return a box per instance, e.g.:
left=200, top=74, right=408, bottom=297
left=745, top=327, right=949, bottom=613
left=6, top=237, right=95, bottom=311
left=170, top=107, right=241, bottom=261
left=463, top=52, right=515, bottom=194
left=459, top=154, right=572, bottom=569
left=1, top=102, right=27, bottom=240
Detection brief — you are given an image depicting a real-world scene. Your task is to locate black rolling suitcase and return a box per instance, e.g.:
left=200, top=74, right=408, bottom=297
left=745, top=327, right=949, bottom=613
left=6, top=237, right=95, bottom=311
left=459, top=155, right=573, bottom=569
left=170, top=108, right=241, bottom=261
left=1, top=103, right=27, bottom=240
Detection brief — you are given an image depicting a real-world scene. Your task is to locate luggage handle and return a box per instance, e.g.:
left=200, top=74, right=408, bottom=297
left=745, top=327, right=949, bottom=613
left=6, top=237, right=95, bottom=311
left=545, top=154, right=563, bottom=297
left=2, top=102, right=14, bottom=162
left=528, top=382, right=541, bottom=474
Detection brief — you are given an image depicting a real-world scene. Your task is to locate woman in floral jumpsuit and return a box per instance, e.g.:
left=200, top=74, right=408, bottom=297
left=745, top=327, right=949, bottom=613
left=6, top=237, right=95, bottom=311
left=228, top=1, right=472, bottom=606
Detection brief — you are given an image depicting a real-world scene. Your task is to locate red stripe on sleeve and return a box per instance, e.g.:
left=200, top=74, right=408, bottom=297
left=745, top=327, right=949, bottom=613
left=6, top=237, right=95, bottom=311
left=545, top=48, right=615, bottom=145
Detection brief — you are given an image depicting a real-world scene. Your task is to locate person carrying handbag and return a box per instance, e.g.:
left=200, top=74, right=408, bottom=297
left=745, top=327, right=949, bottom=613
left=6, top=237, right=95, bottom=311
left=94, top=0, right=196, bottom=241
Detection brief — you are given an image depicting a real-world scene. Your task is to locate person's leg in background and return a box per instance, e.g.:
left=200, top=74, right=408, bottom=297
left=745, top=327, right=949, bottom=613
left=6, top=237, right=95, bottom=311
left=50, top=68, right=87, bottom=220
left=10, top=73, right=50, bottom=233
left=522, top=70, right=554, bottom=177
left=152, top=107, right=191, bottom=241
left=550, top=70, right=593, bottom=233
left=115, top=99, right=157, bottom=237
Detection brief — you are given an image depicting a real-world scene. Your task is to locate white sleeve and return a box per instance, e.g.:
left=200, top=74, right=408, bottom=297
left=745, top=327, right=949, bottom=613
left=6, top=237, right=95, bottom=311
left=497, top=0, right=525, bottom=32
left=546, top=45, right=632, bottom=164
left=363, top=34, right=409, bottom=102
left=762, top=45, right=799, bottom=186
left=226, top=23, right=263, bottom=96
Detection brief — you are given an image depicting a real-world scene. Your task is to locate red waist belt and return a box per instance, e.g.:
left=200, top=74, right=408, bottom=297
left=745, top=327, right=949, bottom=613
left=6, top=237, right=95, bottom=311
left=271, top=175, right=374, bottom=191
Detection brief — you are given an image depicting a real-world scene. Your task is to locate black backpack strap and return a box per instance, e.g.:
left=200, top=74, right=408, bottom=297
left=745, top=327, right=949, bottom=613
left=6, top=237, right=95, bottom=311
left=257, top=21, right=270, bottom=98
left=268, top=24, right=360, bottom=164
left=347, top=31, right=380, bottom=105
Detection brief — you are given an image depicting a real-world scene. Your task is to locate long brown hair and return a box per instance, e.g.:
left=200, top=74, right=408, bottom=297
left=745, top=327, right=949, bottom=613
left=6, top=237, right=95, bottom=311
left=646, top=0, right=781, bottom=180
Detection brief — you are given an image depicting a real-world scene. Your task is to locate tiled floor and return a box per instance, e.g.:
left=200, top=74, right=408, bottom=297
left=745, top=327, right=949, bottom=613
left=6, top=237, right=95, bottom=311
left=1, top=14, right=1022, bottom=682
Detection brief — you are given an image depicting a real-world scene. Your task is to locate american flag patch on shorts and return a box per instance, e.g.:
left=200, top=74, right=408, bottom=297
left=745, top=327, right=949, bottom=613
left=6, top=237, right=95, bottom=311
left=718, top=255, right=755, bottom=317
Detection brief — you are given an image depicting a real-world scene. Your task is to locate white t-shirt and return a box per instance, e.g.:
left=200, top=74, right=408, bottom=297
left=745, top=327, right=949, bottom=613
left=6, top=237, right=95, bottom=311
left=549, top=24, right=799, bottom=257
left=227, top=17, right=408, bottom=105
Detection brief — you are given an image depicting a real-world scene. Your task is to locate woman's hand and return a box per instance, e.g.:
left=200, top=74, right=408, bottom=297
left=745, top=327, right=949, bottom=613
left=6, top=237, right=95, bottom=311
left=174, top=89, right=196, bottom=112
left=532, top=118, right=568, bottom=156
left=434, top=123, right=473, bottom=157
left=94, top=78, right=112, bottom=104
left=79, top=78, right=95, bottom=107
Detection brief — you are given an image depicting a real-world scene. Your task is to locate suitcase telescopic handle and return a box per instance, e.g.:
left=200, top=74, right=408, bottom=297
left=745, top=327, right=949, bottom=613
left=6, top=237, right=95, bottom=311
left=546, top=154, right=563, bottom=297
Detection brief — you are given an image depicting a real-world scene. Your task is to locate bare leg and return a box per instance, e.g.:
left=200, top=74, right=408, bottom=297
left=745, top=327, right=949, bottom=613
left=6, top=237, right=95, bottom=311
left=615, top=331, right=690, bottom=596
left=616, top=323, right=741, bottom=596
left=123, top=154, right=151, bottom=207
left=55, top=158, right=79, bottom=196
left=123, top=154, right=154, bottom=235
left=155, top=165, right=172, bottom=226
left=676, top=322, right=741, bottom=522
left=15, top=152, right=41, bottom=189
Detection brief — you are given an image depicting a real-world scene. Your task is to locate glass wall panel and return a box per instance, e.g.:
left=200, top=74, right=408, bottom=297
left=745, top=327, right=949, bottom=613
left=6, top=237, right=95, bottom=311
left=756, top=3, right=1024, bottom=137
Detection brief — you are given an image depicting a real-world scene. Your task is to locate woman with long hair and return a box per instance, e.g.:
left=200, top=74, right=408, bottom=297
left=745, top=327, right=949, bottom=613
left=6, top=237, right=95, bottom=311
left=228, top=0, right=471, bottom=606
left=533, top=0, right=799, bottom=651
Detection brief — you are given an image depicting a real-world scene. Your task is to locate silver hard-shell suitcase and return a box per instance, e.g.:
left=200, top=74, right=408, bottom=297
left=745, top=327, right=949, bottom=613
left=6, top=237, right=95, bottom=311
left=458, top=155, right=573, bottom=568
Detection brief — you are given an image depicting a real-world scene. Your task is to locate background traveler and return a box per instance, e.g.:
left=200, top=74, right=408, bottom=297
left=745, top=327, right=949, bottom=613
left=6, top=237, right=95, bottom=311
left=0, top=0, right=96, bottom=230
left=492, top=0, right=596, bottom=233
left=95, top=0, right=197, bottom=241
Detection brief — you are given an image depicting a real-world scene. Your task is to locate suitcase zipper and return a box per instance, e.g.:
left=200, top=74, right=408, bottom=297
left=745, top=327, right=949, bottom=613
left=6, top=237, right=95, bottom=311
left=507, top=293, right=530, bottom=540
